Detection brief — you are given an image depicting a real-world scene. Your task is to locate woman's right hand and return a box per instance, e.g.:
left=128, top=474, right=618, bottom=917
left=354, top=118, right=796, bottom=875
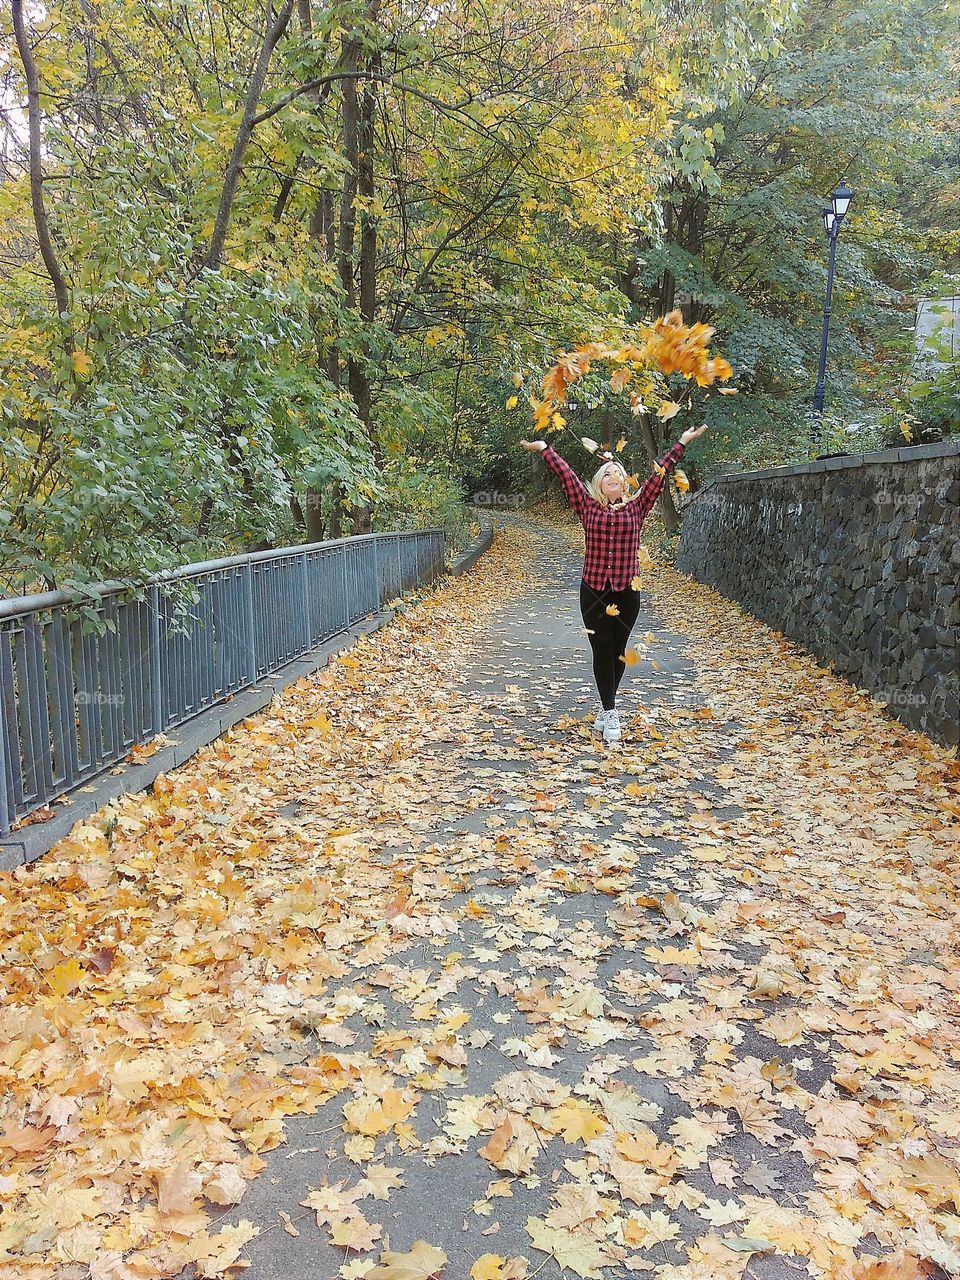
left=519, top=439, right=547, bottom=451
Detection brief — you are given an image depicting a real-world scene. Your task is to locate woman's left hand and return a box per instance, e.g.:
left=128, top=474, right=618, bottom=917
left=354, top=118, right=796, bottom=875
left=679, top=422, right=709, bottom=445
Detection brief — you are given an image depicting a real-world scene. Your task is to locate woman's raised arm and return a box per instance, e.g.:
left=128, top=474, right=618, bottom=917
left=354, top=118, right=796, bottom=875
left=626, top=424, right=708, bottom=518
left=520, top=439, right=593, bottom=523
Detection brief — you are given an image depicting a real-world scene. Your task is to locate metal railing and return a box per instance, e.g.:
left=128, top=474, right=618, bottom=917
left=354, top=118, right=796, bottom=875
left=0, top=529, right=445, bottom=836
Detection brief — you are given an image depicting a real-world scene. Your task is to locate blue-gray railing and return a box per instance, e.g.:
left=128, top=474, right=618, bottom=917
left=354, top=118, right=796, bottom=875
left=0, top=530, right=445, bottom=836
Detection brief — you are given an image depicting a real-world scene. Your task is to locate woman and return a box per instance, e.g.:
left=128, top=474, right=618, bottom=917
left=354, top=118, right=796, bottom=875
left=520, top=424, right=708, bottom=742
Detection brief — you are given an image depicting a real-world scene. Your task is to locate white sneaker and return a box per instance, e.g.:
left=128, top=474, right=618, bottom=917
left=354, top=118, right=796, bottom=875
left=602, top=708, right=622, bottom=743
left=593, top=707, right=608, bottom=731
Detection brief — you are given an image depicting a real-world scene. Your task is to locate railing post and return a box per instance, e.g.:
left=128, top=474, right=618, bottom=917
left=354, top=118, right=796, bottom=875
left=148, top=583, right=163, bottom=735
left=340, top=541, right=350, bottom=625
left=241, top=559, right=258, bottom=684
left=0, top=630, right=13, bottom=836
left=370, top=536, right=380, bottom=611
left=297, top=551, right=310, bottom=652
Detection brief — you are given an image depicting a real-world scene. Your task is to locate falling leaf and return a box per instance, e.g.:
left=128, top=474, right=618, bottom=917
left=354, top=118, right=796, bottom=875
left=657, top=400, right=681, bottom=420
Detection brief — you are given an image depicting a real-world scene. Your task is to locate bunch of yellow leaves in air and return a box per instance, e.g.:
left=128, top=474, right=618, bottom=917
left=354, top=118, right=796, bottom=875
left=521, top=310, right=735, bottom=436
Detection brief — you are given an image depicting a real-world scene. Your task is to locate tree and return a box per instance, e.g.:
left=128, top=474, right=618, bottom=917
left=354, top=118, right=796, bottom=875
left=622, top=0, right=960, bottom=471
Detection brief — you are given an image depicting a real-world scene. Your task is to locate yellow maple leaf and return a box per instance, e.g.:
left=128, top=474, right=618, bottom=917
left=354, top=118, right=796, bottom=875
left=47, top=957, right=85, bottom=998
left=479, top=1114, right=539, bottom=1174
left=367, top=1240, right=448, bottom=1278
left=471, top=1256, right=506, bottom=1280
left=548, top=1098, right=607, bottom=1144
left=189, top=1220, right=259, bottom=1278
left=71, top=350, right=92, bottom=377
left=657, top=400, right=681, bottom=420
left=622, top=1208, right=679, bottom=1247
left=605, top=603, right=620, bottom=616
left=329, top=1212, right=382, bottom=1252
left=526, top=1217, right=607, bottom=1278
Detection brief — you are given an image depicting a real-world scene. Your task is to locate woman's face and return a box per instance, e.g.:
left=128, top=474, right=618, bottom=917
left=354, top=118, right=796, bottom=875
left=600, top=465, right=626, bottom=502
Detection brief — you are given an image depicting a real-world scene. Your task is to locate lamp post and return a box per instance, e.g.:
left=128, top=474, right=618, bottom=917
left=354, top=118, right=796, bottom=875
left=810, top=181, right=854, bottom=453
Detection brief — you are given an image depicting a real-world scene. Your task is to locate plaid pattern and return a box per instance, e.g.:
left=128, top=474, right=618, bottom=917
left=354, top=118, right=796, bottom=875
left=541, top=441, right=686, bottom=590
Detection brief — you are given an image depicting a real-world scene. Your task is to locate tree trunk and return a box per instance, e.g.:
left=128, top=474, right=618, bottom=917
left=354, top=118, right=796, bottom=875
left=204, top=0, right=293, bottom=271
left=338, top=37, right=360, bottom=309
left=342, top=9, right=381, bottom=537
left=305, top=489, right=324, bottom=541
left=289, top=490, right=306, bottom=531
left=328, top=483, right=344, bottom=539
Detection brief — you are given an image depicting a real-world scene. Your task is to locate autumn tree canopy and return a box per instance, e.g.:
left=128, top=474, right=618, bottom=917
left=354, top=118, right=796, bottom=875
left=0, top=0, right=955, bottom=592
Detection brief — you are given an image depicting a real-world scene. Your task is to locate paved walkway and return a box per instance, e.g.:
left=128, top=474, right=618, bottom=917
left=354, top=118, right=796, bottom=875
left=0, top=513, right=956, bottom=1280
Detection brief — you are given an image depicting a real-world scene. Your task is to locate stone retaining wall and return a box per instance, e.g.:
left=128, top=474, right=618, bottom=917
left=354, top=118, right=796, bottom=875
left=675, top=441, right=959, bottom=745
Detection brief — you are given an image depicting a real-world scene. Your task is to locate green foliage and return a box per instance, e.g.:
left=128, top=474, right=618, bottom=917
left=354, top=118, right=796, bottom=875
left=1, top=0, right=954, bottom=598
left=618, top=0, right=958, bottom=472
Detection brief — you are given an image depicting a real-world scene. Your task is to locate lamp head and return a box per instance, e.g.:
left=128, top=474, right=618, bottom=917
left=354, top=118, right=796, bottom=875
left=831, top=181, right=854, bottom=220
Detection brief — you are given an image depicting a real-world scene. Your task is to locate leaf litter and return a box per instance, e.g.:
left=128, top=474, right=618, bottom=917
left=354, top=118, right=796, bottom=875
left=0, top=513, right=957, bottom=1280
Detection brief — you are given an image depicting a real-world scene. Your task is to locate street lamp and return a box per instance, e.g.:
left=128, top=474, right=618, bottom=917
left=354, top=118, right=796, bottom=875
left=811, top=181, right=855, bottom=452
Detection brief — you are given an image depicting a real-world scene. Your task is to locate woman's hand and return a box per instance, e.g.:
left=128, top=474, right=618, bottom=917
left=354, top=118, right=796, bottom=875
left=519, top=439, right=548, bottom=452
left=679, top=422, right=709, bottom=445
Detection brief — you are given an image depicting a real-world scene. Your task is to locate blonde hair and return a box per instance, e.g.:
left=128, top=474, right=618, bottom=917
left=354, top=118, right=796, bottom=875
left=588, top=459, right=628, bottom=505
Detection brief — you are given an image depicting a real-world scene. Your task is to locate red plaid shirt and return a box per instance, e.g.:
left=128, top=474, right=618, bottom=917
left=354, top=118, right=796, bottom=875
left=540, top=441, right=685, bottom=590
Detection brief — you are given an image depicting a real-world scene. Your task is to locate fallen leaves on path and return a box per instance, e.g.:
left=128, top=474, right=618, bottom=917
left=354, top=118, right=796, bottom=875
left=0, top=513, right=958, bottom=1280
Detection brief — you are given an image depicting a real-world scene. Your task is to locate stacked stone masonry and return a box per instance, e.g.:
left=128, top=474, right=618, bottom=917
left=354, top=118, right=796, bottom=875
left=676, top=441, right=960, bottom=746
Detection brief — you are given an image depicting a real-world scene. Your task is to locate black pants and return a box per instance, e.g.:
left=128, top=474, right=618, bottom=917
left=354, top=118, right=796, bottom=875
left=579, top=578, right=641, bottom=710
